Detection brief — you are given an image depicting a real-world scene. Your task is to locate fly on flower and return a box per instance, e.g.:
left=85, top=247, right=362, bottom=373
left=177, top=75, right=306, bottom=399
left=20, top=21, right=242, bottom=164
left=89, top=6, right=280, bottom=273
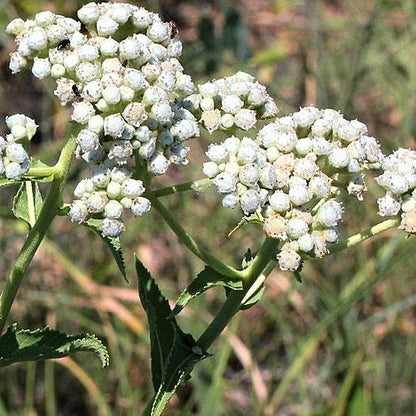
left=57, top=38, right=70, bottom=51
left=72, top=84, right=82, bottom=100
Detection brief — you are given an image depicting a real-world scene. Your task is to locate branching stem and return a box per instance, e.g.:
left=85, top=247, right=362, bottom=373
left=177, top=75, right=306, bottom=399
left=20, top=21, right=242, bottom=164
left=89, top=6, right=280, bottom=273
left=0, top=123, right=80, bottom=334
left=148, top=195, right=241, bottom=280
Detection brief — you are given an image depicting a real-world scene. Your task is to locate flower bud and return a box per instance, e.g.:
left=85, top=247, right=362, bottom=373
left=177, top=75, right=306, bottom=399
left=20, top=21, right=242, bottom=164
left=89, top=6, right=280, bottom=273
left=6, top=143, right=28, bottom=163
left=148, top=152, right=170, bottom=175
left=77, top=43, right=99, bottom=62
left=121, top=178, right=145, bottom=198
left=28, top=27, right=48, bottom=50
left=131, top=197, right=151, bottom=216
left=298, top=233, right=314, bottom=252
left=97, top=15, right=119, bottom=36
left=76, top=129, right=100, bottom=152
left=4, top=161, right=27, bottom=179
left=234, top=109, right=256, bottom=130
left=105, top=200, right=124, bottom=219
left=72, top=102, right=95, bottom=124
left=222, top=193, right=239, bottom=208
left=377, top=193, right=401, bottom=217
left=69, top=200, right=89, bottom=223
left=287, top=217, right=309, bottom=239
left=316, top=200, right=343, bottom=227
left=77, top=3, right=100, bottom=24
left=32, top=57, right=51, bottom=79
left=100, top=218, right=125, bottom=238
left=240, top=189, right=261, bottom=214
left=104, top=114, right=126, bottom=138
left=277, top=249, right=302, bottom=271
left=100, top=37, right=119, bottom=56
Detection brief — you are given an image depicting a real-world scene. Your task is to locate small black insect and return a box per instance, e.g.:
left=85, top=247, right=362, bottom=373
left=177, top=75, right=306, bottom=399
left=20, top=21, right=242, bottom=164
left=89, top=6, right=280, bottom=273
left=72, top=84, right=82, bottom=99
left=168, top=21, right=178, bottom=39
left=57, top=38, right=70, bottom=51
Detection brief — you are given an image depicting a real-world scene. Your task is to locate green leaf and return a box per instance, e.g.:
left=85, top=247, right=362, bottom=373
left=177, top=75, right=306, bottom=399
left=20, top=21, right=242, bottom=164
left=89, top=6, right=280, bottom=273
left=85, top=218, right=127, bottom=282
left=221, top=7, right=251, bottom=60
left=171, top=266, right=243, bottom=316
left=136, top=255, right=177, bottom=391
left=294, top=270, right=303, bottom=283
left=0, top=325, right=109, bottom=367
left=12, top=182, right=43, bottom=226
left=135, top=257, right=208, bottom=416
left=150, top=331, right=207, bottom=416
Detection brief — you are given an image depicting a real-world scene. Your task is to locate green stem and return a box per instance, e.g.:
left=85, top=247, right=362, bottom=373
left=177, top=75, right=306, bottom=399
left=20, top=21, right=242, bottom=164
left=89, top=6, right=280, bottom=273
left=0, top=123, right=79, bottom=334
left=330, top=218, right=400, bottom=253
left=26, top=166, right=60, bottom=178
left=197, top=238, right=277, bottom=351
left=23, top=361, right=36, bottom=416
left=196, top=218, right=397, bottom=352
left=149, top=195, right=241, bottom=280
left=44, top=361, right=57, bottom=416
left=241, top=238, right=278, bottom=280
left=151, top=178, right=212, bottom=198
left=197, top=288, right=246, bottom=351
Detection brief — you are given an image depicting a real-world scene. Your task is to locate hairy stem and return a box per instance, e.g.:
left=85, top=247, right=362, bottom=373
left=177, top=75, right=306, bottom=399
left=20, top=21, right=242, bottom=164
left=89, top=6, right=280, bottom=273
left=0, top=123, right=79, bottom=334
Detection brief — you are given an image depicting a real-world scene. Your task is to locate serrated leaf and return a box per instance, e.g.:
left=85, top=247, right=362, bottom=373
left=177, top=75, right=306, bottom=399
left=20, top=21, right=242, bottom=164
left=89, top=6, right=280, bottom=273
left=171, top=266, right=243, bottom=316
left=136, top=257, right=208, bottom=416
left=12, top=182, right=43, bottom=226
left=136, top=256, right=177, bottom=390
left=85, top=218, right=127, bottom=282
left=0, top=325, right=109, bottom=367
left=150, top=330, right=207, bottom=416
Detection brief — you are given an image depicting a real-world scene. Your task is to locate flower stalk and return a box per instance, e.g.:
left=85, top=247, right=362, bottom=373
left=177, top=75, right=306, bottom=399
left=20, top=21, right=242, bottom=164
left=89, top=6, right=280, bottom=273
left=0, top=124, right=79, bottom=334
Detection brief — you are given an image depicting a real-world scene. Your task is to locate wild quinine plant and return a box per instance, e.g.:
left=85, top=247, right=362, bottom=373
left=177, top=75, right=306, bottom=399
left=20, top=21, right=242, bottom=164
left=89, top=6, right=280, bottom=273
left=0, top=2, right=414, bottom=415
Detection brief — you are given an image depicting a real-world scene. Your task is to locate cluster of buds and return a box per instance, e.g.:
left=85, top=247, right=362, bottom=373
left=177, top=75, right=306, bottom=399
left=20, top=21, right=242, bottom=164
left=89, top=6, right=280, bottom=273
left=0, top=114, right=37, bottom=180
left=184, top=71, right=278, bottom=133
left=376, top=149, right=416, bottom=233
left=6, top=2, right=200, bottom=237
left=7, top=3, right=407, bottom=267
left=69, top=164, right=150, bottom=237
left=203, top=106, right=384, bottom=271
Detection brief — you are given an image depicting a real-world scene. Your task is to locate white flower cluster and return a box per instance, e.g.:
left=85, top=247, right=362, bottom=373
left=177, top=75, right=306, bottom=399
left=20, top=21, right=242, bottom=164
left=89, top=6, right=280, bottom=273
left=203, top=106, right=384, bottom=271
left=0, top=114, right=37, bottom=180
left=375, top=148, right=416, bottom=233
left=69, top=164, right=151, bottom=237
left=7, top=2, right=200, bottom=237
left=184, top=71, right=278, bottom=133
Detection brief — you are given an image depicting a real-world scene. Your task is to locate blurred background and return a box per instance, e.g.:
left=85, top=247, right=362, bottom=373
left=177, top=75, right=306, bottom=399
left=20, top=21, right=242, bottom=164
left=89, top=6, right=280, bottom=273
left=1, top=0, right=416, bottom=415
